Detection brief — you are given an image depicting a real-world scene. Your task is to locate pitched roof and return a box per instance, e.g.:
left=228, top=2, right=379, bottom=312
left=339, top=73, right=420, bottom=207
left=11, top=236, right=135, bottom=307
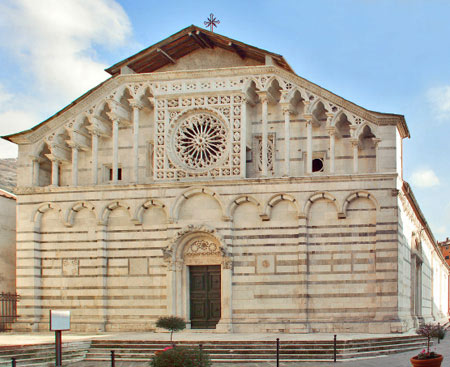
left=105, top=25, right=294, bottom=75
left=0, top=188, right=16, bottom=200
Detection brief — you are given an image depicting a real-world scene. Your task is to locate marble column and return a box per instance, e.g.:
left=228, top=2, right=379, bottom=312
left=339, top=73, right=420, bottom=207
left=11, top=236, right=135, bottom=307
left=261, top=96, right=268, bottom=177
left=283, top=107, right=291, bottom=176
left=373, top=138, right=381, bottom=172
left=306, top=118, right=313, bottom=174
left=240, top=97, right=247, bottom=178
left=92, top=132, right=99, bottom=185
left=351, top=139, right=359, bottom=173
left=327, top=127, right=336, bottom=174
left=51, top=160, right=59, bottom=187
left=71, top=145, right=79, bottom=186
left=112, top=119, right=119, bottom=183
left=31, top=157, right=40, bottom=186
left=130, top=102, right=141, bottom=184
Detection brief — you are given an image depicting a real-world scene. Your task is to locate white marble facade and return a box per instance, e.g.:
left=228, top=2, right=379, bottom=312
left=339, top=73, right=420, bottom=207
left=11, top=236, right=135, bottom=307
left=4, top=26, right=449, bottom=333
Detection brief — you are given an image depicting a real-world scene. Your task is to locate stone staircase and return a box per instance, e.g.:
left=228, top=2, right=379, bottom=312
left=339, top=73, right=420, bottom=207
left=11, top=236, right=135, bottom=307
left=84, top=335, right=429, bottom=363
left=0, top=341, right=90, bottom=367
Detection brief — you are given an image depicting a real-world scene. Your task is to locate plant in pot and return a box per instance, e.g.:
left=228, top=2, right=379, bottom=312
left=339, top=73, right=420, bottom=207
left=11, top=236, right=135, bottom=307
left=410, top=323, right=446, bottom=367
left=155, top=316, right=186, bottom=344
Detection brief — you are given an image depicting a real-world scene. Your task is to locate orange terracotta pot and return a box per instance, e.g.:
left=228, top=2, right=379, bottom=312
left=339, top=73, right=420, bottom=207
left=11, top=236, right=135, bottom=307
left=410, top=354, right=443, bottom=367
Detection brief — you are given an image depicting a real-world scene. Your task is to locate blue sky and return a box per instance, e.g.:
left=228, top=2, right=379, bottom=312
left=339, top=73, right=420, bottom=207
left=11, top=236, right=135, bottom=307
left=0, top=0, right=449, bottom=239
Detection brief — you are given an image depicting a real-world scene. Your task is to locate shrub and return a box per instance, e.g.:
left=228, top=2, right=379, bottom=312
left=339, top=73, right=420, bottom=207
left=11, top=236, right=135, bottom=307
left=150, top=346, right=211, bottom=367
left=155, top=316, right=186, bottom=342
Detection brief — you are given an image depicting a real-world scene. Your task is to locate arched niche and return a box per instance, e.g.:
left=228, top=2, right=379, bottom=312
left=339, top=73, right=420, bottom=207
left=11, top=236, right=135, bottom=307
left=357, top=124, right=378, bottom=173
left=163, top=225, right=232, bottom=332
left=32, top=142, right=52, bottom=187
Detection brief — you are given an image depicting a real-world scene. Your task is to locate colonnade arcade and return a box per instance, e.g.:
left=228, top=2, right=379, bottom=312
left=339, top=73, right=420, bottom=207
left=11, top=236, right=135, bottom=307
left=29, top=73, right=382, bottom=188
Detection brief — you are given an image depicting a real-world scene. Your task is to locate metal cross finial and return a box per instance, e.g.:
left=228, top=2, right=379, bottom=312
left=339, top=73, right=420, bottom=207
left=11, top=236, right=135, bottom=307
left=204, top=13, right=220, bottom=32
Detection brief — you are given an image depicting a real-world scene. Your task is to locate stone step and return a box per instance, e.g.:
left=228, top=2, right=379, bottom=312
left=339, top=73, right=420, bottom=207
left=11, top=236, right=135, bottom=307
left=83, top=337, right=428, bottom=362
left=86, top=340, right=426, bottom=355
left=0, top=342, right=90, bottom=367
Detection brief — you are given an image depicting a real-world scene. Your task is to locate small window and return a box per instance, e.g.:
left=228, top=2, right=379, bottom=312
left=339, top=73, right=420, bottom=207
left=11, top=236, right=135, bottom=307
left=312, top=158, right=324, bottom=172
left=246, top=147, right=252, bottom=163
left=445, top=255, right=449, bottom=260
left=108, top=168, right=122, bottom=181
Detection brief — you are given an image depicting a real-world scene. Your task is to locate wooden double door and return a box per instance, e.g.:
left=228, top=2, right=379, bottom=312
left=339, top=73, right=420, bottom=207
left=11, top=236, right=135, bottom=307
left=189, top=265, right=221, bottom=329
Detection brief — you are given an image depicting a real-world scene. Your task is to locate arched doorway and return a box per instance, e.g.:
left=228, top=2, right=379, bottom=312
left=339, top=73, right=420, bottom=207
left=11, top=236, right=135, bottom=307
left=163, top=226, right=233, bottom=331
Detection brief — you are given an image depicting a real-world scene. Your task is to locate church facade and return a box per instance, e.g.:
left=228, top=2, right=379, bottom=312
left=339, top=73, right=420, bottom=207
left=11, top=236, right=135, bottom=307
left=4, top=26, right=449, bottom=333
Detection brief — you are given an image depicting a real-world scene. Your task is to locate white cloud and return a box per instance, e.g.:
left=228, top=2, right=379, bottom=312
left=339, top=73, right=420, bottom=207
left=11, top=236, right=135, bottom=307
left=0, top=0, right=132, bottom=100
left=410, top=168, right=440, bottom=188
left=427, top=85, right=450, bottom=121
left=0, top=0, right=133, bottom=158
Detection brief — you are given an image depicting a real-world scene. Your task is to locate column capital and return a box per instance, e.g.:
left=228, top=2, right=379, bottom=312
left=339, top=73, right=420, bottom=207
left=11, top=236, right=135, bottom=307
left=350, top=138, right=359, bottom=146
left=29, top=155, right=45, bottom=163
left=128, top=98, right=144, bottom=110
left=256, top=90, right=276, bottom=105
left=280, top=102, right=297, bottom=115
left=326, top=126, right=336, bottom=136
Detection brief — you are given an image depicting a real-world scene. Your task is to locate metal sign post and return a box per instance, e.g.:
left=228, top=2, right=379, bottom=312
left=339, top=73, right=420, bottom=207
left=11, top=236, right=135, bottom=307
left=49, top=310, right=70, bottom=367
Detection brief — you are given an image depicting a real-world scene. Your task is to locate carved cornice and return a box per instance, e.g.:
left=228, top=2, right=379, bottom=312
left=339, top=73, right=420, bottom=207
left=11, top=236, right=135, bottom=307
left=7, top=65, right=408, bottom=146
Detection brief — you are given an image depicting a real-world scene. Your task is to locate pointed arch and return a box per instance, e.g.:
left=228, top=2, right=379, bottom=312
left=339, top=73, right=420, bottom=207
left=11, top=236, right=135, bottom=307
left=341, top=191, right=379, bottom=217
left=264, top=76, right=281, bottom=91
left=100, top=200, right=132, bottom=225
left=171, top=186, right=227, bottom=222
left=243, top=77, right=262, bottom=92
left=66, top=201, right=97, bottom=227
left=265, top=193, right=301, bottom=220
left=134, top=199, right=168, bottom=224
left=285, top=87, right=307, bottom=104
left=303, top=191, right=341, bottom=218
left=355, top=122, right=378, bottom=140
left=228, top=195, right=266, bottom=220
left=134, top=83, right=155, bottom=102
left=307, top=98, right=325, bottom=114
left=330, top=110, right=349, bottom=127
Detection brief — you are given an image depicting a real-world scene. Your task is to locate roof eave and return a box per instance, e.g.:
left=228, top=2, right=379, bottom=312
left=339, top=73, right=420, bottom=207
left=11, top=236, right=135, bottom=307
left=105, top=24, right=294, bottom=76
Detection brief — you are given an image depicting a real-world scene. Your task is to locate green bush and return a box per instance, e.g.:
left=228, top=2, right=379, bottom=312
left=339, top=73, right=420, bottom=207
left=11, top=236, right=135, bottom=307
left=150, top=346, right=211, bottom=367
left=155, top=316, right=186, bottom=342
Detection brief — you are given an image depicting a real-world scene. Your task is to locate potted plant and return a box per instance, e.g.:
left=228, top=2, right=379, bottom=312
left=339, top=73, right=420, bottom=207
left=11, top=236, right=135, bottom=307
left=410, top=323, right=446, bottom=367
left=155, top=316, right=186, bottom=344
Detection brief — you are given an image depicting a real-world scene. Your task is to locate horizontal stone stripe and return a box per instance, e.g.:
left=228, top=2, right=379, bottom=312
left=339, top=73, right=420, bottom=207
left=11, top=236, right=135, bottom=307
left=19, top=304, right=166, bottom=310
left=17, top=274, right=166, bottom=279
left=254, top=291, right=397, bottom=299
left=232, top=307, right=397, bottom=315
left=37, top=295, right=166, bottom=301
left=17, top=285, right=165, bottom=290
left=307, top=232, right=376, bottom=238
left=233, top=279, right=396, bottom=286
left=17, top=174, right=396, bottom=195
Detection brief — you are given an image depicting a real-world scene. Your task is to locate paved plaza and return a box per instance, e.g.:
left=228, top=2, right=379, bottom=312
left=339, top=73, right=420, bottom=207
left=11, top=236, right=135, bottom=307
left=1, top=331, right=449, bottom=367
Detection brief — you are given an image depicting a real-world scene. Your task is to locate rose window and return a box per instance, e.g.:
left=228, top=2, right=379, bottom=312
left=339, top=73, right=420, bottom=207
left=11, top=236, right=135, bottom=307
left=173, top=113, right=228, bottom=170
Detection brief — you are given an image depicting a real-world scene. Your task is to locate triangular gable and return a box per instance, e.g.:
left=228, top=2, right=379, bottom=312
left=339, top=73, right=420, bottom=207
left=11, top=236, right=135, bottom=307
left=105, top=25, right=294, bottom=75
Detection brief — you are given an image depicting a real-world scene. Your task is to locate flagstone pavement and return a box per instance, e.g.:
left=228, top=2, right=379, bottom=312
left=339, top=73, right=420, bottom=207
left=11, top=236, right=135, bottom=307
left=1, top=331, right=449, bottom=367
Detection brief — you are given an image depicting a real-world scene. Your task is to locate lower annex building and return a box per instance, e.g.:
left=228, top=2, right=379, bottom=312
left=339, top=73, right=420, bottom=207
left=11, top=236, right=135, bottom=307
left=3, top=26, right=449, bottom=333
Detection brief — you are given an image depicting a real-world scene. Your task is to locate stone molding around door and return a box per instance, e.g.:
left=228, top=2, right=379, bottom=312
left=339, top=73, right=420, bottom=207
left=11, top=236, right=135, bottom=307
left=163, top=224, right=233, bottom=332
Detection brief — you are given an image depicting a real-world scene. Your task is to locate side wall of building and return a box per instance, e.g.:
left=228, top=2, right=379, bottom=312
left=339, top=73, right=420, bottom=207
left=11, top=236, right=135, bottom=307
left=0, top=194, right=16, bottom=293
left=397, top=188, right=450, bottom=329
